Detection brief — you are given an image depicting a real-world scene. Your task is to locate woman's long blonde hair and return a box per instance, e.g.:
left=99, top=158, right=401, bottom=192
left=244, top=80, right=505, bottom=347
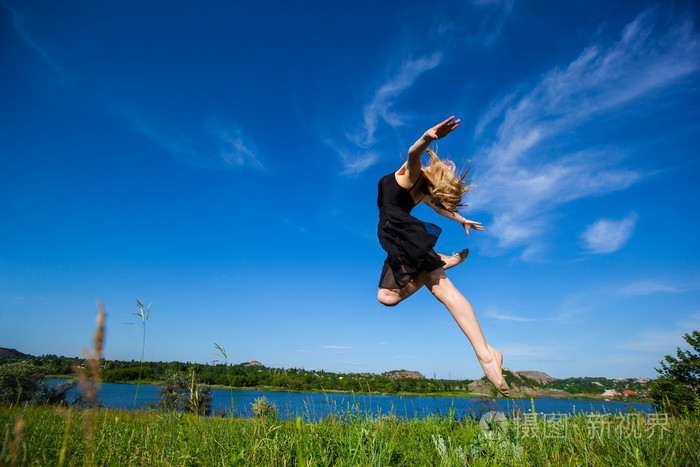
left=421, top=148, right=473, bottom=213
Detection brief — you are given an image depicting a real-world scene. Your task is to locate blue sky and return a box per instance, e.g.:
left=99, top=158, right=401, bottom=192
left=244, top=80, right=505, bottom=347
left=1, top=0, right=699, bottom=380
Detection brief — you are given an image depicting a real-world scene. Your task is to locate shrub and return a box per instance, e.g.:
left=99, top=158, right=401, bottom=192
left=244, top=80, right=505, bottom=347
left=251, top=396, right=278, bottom=420
left=0, top=360, right=45, bottom=405
left=650, top=330, right=700, bottom=415
left=34, top=380, right=74, bottom=405
left=159, top=371, right=213, bottom=415
left=0, top=360, right=72, bottom=406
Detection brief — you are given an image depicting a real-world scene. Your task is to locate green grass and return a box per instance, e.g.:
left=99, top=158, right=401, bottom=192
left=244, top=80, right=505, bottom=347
left=1, top=406, right=698, bottom=466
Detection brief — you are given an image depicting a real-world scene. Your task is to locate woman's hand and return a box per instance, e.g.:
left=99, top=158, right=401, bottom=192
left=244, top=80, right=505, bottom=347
left=408, top=116, right=461, bottom=168
left=425, top=116, right=461, bottom=141
left=462, top=219, right=484, bottom=236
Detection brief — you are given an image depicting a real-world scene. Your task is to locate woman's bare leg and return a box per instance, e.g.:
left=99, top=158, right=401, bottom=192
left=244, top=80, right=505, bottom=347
left=377, top=271, right=430, bottom=307
left=378, top=249, right=468, bottom=306
left=424, top=267, right=509, bottom=396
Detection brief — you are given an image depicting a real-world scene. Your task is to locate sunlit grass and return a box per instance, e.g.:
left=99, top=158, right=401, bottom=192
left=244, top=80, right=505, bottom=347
left=1, top=405, right=698, bottom=466
left=3, top=301, right=696, bottom=465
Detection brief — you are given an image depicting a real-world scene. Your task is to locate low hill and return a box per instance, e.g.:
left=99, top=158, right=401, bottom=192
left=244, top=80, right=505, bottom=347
left=468, top=369, right=571, bottom=397
left=516, top=370, right=556, bottom=385
left=383, top=369, right=424, bottom=380
left=0, top=348, right=32, bottom=359
left=241, top=360, right=265, bottom=368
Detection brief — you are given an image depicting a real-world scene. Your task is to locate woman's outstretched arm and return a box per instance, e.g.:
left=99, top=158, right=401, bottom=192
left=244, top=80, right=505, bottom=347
left=423, top=197, right=484, bottom=236
left=406, top=116, right=460, bottom=174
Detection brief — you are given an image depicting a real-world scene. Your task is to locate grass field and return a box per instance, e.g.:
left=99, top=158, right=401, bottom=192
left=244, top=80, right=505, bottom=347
left=1, top=405, right=698, bottom=466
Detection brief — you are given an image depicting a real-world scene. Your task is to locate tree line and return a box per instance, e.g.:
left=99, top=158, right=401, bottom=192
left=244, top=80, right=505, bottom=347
left=2, top=329, right=698, bottom=415
left=0, top=355, right=472, bottom=395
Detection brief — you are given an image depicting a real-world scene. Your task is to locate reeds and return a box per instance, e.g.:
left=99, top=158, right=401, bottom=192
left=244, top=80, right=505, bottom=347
left=126, top=299, right=150, bottom=409
left=213, top=342, right=236, bottom=414
left=9, top=415, right=24, bottom=465
left=2, top=392, right=699, bottom=464
left=71, top=301, right=106, bottom=464
left=73, top=302, right=106, bottom=407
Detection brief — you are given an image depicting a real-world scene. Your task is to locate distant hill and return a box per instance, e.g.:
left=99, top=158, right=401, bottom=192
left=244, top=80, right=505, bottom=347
left=468, top=369, right=566, bottom=397
left=241, top=360, right=265, bottom=368
left=515, top=370, right=556, bottom=384
left=0, top=347, right=32, bottom=359
left=383, top=369, right=424, bottom=380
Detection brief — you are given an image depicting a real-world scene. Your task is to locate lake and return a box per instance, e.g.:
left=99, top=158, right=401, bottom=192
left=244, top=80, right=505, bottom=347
left=51, top=380, right=654, bottom=420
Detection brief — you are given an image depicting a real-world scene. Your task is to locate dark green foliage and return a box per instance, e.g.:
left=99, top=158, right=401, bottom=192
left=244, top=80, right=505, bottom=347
left=502, top=370, right=539, bottom=389
left=158, top=371, right=213, bottom=415
left=9, top=353, right=479, bottom=395
left=544, top=376, right=652, bottom=395
left=0, top=360, right=45, bottom=405
left=34, top=380, right=75, bottom=405
left=545, top=377, right=608, bottom=394
left=0, top=360, right=72, bottom=406
left=650, top=330, right=700, bottom=415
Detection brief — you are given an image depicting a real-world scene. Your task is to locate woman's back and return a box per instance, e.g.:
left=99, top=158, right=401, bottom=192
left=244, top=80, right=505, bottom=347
left=377, top=173, right=421, bottom=213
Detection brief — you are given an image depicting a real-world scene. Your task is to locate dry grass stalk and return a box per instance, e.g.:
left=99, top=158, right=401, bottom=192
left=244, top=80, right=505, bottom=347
left=10, top=415, right=24, bottom=465
left=73, top=302, right=106, bottom=406
left=70, top=301, right=106, bottom=465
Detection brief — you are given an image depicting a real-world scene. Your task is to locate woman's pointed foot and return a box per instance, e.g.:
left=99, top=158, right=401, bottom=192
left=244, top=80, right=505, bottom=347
left=479, top=346, right=510, bottom=398
left=455, top=248, right=469, bottom=262
left=440, top=249, right=469, bottom=270
left=495, top=379, right=510, bottom=398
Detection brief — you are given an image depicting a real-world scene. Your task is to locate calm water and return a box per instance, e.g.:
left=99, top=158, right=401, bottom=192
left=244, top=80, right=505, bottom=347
left=51, top=380, right=653, bottom=420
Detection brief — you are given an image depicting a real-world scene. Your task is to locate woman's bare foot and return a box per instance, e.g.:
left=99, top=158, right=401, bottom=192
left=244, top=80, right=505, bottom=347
left=478, top=346, right=510, bottom=397
left=440, top=249, right=469, bottom=270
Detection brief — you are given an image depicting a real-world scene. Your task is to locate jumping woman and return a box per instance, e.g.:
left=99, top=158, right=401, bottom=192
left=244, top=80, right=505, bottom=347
left=376, top=116, right=509, bottom=397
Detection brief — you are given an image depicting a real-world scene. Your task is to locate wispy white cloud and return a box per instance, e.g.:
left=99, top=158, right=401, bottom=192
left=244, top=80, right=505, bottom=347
left=349, top=53, right=442, bottom=149
left=471, top=0, right=511, bottom=5
left=3, top=2, right=71, bottom=79
left=618, top=280, right=683, bottom=296
left=468, top=0, right=514, bottom=47
left=320, top=345, right=352, bottom=350
left=333, top=147, right=379, bottom=177
left=436, top=0, right=514, bottom=48
left=473, top=90, right=518, bottom=139
left=582, top=213, right=638, bottom=254
left=497, top=344, right=564, bottom=362
left=679, top=312, right=700, bottom=330
left=330, top=54, right=441, bottom=175
left=617, top=312, right=700, bottom=354
left=213, top=127, right=264, bottom=170
left=331, top=0, right=514, bottom=175
left=618, top=329, right=689, bottom=354
left=392, top=355, right=421, bottom=360
left=543, top=278, right=699, bottom=321
left=483, top=307, right=537, bottom=322
left=333, top=361, right=366, bottom=367
left=127, top=113, right=264, bottom=170
left=472, top=10, right=700, bottom=259
left=3, top=2, right=261, bottom=171
left=483, top=301, right=585, bottom=323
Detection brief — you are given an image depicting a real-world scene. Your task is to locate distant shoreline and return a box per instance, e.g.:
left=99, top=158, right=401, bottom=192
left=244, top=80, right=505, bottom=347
left=48, top=376, right=653, bottom=403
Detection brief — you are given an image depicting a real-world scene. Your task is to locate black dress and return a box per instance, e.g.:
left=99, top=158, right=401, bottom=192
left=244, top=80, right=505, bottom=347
left=377, top=172, right=445, bottom=289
